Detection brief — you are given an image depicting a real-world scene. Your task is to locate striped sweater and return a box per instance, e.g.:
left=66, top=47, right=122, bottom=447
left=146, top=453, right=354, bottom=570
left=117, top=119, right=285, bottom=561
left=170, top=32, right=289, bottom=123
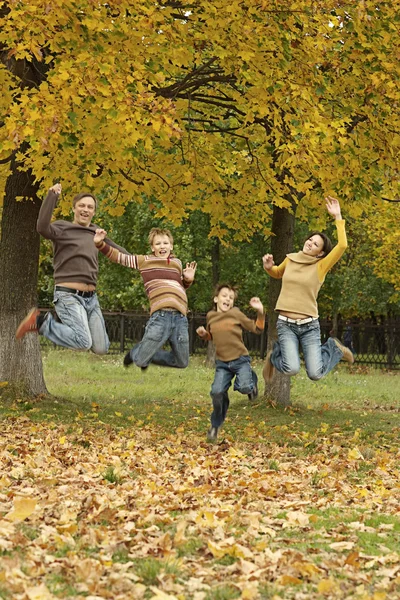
left=95, top=241, right=191, bottom=315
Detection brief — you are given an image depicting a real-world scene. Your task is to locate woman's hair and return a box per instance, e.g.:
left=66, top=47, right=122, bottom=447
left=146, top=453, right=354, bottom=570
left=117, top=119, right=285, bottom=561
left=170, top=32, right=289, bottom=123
left=212, top=283, right=238, bottom=309
left=304, top=231, right=332, bottom=257
left=148, top=227, right=174, bottom=246
left=72, top=192, right=97, bottom=210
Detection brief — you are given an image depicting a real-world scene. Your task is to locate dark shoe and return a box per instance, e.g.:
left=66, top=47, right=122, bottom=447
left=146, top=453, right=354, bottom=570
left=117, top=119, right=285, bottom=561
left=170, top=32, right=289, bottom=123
left=123, top=352, right=133, bottom=367
left=207, top=426, right=220, bottom=442
left=263, top=351, right=276, bottom=382
left=248, top=381, right=258, bottom=401
left=333, top=338, right=355, bottom=364
left=16, top=308, right=40, bottom=339
left=140, top=365, right=148, bottom=371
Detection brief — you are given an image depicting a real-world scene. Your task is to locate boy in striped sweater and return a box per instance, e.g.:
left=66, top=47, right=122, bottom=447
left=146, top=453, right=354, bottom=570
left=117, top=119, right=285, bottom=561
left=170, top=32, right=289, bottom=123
left=93, top=227, right=197, bottom=369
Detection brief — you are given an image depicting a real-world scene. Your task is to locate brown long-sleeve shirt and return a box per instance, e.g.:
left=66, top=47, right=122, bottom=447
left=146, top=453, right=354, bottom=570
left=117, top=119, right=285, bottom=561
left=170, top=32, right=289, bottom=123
left=37, top=190, right=127, bottom=287
left=204, top=307, right=265, bottom=362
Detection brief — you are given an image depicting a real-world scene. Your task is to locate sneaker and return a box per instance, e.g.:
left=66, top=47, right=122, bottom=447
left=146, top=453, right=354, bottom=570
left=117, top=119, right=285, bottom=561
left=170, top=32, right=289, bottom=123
left=140, top=365, right=149, bottom=372
left=248, top=381, right=258, bottom=402
left=207, top=426, right=220, bottom=442
left=333, top=338, right=355, bottom=364
left=123, top=352, right=133, bottom=367
left=15, top=308, right=40, bottom=339
left=262, top=350, right=276, bottom=382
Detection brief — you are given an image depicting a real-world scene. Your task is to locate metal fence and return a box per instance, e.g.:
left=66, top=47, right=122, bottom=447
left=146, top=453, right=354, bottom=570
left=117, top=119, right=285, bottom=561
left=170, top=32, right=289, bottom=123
left=40, top=310, right=400, bottom=369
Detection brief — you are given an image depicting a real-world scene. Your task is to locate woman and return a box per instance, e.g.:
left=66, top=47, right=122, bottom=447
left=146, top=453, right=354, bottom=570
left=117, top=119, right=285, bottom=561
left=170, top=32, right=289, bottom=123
left=262, top=196, right=354, bottom=381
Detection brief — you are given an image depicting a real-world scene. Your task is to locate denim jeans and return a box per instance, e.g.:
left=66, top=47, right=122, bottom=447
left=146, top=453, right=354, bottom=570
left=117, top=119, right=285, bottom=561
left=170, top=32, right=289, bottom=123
left=271, top=318, right=343, bottom=380
left=210, top=355, right=257, bottom=428
left=128, top=309, right=189, bottom=368
left=39, top=291, right=109, bottom=354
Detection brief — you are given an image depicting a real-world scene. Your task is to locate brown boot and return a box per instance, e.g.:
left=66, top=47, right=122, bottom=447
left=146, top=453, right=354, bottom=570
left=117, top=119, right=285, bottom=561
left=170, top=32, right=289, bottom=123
left=333, top=338, right=354, bottom=364
left=16, top=308, right=40, bottom=340
left=263, top=350, right=276, bottom=382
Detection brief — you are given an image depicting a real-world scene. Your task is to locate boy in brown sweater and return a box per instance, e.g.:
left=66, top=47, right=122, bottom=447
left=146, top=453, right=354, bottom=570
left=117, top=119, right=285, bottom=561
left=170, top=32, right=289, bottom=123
left=197, top=285, right=265, bottom=441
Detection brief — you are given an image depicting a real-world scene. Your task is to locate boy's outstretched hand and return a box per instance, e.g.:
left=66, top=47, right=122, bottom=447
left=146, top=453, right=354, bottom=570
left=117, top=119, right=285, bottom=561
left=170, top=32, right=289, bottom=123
left=94, top=228, right=107, bottom=244
left=196, top=326, right=207, bottom=338
left=183, top=261, right=197, bottom=282
left=249, top=297, right=264, bottom=314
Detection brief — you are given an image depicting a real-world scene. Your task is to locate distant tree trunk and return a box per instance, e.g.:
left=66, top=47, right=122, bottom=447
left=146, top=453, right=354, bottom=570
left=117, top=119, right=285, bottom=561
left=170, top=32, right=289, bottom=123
left=206, top=237, right=220, bottom=367
left=0, top=158, right=47, bottom=396
left=263, top=204, right=296, bottom=407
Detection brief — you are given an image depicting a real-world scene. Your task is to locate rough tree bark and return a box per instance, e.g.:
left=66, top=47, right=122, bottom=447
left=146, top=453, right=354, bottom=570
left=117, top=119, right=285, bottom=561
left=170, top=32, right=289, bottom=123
left=206, top=237, right=220, bottom=367
left=0, top=158, right=47, bottom=396
left=263, top=204, right=296, bottom=407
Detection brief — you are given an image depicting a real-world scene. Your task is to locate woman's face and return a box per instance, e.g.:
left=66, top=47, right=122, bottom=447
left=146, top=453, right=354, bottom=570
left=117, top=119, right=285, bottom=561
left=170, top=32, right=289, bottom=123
left=303, top=234, right=325, bottom=257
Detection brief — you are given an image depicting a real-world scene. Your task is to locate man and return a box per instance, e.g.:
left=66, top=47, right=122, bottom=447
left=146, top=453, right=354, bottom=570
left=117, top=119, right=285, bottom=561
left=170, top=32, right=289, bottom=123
left=16, top=183, right=126, bottom=353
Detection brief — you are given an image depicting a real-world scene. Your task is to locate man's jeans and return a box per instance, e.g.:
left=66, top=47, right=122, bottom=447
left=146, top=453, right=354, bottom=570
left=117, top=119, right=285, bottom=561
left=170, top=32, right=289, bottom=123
left=210, top=355, right=257, bottom=428
left=39, top=290, right=109, bottom=354
left=127, top=309, right=189, bottom=368
left=271, top=318, right=343, bottom=380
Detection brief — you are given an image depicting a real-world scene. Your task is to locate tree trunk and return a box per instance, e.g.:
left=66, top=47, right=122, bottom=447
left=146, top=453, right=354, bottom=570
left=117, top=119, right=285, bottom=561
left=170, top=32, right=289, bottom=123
left=0, top=159, right=47, bottom=397
left=263, top=204, right=296, bottom=407
left=206, top=237, right=220, bottom=367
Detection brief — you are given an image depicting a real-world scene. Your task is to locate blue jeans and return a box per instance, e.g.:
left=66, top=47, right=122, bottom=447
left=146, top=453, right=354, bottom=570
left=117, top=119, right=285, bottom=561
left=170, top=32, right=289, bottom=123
left=210, top=355, right=257, bottom=428
left=39, top=291, right=109, bottom=354
left=128, top=309, right=189, bottom=368
left=271, top=318, right=343, bottom=380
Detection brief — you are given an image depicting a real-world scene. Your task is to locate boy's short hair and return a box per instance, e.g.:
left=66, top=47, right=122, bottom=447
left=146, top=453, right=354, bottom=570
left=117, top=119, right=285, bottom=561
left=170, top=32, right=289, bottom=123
left=148, top=227, right=174, bottom=246
left=72, top=192, right=98, bottom=210
left=213, top=283, right=238, bottom=309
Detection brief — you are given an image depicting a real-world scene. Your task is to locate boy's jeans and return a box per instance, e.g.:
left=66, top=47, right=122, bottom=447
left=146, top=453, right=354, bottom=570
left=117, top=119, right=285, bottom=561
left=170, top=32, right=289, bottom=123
left=271, top=318, right=343, bottom=380
left=210, top=355, right=257, bottom=428
left=128, top=309, right=189, bottom=368
left=39, top=290, right=110, bottom=354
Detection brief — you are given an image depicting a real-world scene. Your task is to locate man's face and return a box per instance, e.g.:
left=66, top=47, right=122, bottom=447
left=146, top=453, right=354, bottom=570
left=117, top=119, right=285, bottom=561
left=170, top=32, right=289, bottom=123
left=72, top=196, right=96, bottom=227
left=151, top=234, right=173, bottom=258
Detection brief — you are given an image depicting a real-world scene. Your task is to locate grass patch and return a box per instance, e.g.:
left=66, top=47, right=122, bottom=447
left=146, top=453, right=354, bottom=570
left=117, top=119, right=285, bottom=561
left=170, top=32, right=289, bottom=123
left=1, top=350, right=400, bottom=600
left=1, top=351, right=399, bottom=448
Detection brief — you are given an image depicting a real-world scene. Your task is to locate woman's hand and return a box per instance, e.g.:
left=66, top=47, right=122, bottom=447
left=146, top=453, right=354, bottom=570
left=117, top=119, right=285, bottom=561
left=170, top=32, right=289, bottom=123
left=262, top=254, right=275, bottom=271
left=326, top=196, right=342, bottom=220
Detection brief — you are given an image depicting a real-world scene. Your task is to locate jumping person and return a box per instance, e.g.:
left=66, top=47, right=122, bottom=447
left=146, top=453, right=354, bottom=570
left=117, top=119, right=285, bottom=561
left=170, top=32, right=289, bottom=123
left=93, top=227, right=197, bottom=369
left=262, top=196, right=354, bottom=382
left=16, top=183, right=127, bottom=353
left=197, top=285, right=265, bottom=442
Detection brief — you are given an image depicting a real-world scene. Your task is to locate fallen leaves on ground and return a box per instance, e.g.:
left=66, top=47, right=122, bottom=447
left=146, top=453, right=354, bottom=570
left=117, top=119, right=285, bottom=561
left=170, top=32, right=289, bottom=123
left=0, top=417, right=399, bottom=600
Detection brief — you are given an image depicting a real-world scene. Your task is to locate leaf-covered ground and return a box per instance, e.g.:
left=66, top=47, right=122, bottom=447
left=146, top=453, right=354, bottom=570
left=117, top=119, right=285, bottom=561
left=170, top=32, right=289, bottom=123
left=1, top=412, right=399, bottom=600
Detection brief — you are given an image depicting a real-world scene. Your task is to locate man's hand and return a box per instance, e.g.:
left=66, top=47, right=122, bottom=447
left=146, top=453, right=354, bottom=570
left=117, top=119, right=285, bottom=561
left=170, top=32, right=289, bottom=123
left=183, top=261, right=197, bottom=282
left=249, top=297, right=264, bottom=313
left=50, top=183, right=62, bottom=195
left=262, top=254, right=274, bottom=270
left=196, top=326, right=207, bottom=338
left=94, top=228, right=107, bottom=244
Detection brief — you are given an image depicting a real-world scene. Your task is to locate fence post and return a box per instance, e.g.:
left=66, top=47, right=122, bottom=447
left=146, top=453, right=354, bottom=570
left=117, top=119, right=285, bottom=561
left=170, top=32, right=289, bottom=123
left=120, top=314, right=125, bottom=353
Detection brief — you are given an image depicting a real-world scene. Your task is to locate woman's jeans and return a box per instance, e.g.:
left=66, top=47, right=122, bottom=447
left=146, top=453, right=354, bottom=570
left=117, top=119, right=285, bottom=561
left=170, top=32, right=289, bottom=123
left=39, top=290, right=109, bottom=354
left=271, top=318, right=343, bottom=380
left=210, top=355, right=257, bottom=428
left=127, top=309, right=189, bottom=368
